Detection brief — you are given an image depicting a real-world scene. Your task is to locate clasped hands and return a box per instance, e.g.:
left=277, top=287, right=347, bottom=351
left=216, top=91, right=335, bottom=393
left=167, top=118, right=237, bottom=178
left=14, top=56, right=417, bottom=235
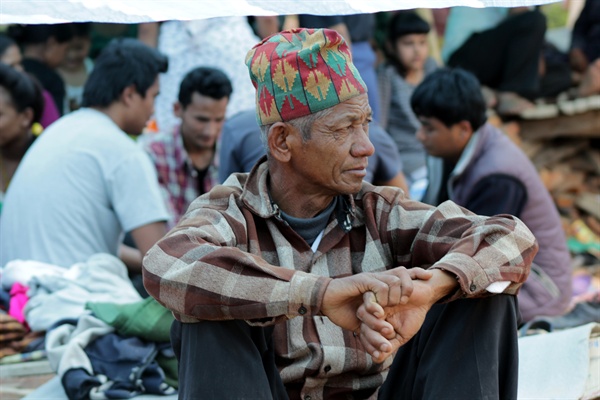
left=322, top=267, right=448, bottom=364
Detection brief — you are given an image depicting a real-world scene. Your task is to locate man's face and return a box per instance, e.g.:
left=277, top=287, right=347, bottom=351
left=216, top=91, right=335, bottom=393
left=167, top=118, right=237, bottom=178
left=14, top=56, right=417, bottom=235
left=176, top=92, right=228, bottom=152
left=127, top=78, right=159, bottom=135
left=288, top=94, right=375, bottom=196
left=416, top=116, right=467, bottom=161
left=395, top=33, right=428, bottom=73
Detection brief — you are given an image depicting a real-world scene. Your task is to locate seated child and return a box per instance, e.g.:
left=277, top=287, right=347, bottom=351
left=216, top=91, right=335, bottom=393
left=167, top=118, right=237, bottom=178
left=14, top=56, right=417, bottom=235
left=377, top=11, right=437, bottom=196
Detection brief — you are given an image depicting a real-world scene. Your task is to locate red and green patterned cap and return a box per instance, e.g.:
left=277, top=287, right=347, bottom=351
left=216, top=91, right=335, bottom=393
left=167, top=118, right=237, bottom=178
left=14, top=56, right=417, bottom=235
left=245, top=28, right=368, bottom=126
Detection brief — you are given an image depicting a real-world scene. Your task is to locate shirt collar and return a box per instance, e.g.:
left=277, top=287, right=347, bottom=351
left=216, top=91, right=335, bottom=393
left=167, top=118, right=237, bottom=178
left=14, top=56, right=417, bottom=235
left=240, top=156, right=357, bottom=230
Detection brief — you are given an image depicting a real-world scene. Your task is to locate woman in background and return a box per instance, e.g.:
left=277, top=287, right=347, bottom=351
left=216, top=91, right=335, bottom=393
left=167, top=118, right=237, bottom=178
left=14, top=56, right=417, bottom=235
left=0, top=33, right=60, bottom=128
left=0, top=63, right=44, bottom=212
left=7, top=24, right=75, bottom=115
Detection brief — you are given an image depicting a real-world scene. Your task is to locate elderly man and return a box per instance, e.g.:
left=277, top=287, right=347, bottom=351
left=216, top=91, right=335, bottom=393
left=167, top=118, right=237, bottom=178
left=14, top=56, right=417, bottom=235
left=143, top=28, right=537, bottom=400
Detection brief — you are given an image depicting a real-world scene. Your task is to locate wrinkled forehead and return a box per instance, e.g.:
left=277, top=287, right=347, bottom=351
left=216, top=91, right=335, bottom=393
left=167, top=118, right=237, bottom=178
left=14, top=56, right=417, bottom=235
left=319, top=94, right=372, bottom=129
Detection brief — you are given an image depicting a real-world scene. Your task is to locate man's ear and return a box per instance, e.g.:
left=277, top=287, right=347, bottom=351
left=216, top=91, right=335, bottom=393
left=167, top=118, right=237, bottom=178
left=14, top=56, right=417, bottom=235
left=457, top=120, right=474, bottom=138
left=267, top=122, right=293, bottom=163
left=173, top=102, right=183, bottom=118
left=121, top=85, right=137, bottom=107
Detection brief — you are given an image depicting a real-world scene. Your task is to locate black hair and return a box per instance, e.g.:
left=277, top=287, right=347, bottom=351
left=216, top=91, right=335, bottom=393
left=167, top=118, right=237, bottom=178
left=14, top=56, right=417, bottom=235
left=411, top=67, right=487, bottom=131
left=0, top=63, right=44, bottom=124
left=7, top=23, right=76, bottom=45
left=388, top=11, right=430, bottom=42
left=69, top=22, right=92, bottom=38
left=0, top=34, right=17, bottom=57
left=385, top=11, right=431, bottom=77
left=81, top=38, right=168, bottom=108
left=178, top=66, right=233, bottom=108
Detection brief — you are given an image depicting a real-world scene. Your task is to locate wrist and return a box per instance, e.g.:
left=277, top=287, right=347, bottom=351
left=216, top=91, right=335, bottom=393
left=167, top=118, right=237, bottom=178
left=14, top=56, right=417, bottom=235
left=427, top=269, right=459, bottom=304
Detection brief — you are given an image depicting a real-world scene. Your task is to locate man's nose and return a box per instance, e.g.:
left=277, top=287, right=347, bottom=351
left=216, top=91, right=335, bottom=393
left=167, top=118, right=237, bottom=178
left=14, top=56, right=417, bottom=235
left=205, top=121, right=220, bottom=136
left=416, top=127, right=426, bottom=143
left=351, top=127, right=375, bottom=157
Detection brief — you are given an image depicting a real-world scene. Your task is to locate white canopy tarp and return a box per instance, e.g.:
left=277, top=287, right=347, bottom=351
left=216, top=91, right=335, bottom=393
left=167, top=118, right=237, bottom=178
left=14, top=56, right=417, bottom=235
left=1, top=0, right=561, bottom=24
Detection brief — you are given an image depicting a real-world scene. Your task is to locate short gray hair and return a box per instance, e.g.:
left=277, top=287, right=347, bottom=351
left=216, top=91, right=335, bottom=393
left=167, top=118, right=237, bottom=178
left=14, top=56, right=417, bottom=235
left=259, top=107, right=332, bottom=155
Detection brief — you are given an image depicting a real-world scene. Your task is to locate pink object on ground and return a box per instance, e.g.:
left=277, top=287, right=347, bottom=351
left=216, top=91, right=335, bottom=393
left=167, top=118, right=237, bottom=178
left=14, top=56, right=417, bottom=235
left=9, top=282, right=30, bottom=328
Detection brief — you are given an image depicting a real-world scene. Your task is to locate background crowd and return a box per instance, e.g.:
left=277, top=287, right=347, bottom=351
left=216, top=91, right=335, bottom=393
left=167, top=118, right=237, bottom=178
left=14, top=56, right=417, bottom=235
left=0, top=1, right=598, bottom=398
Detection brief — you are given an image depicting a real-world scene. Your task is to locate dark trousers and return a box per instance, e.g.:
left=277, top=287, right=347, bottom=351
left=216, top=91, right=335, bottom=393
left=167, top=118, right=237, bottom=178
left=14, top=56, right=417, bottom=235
left=172, top=295, right=519, bottom=400
left=448, top=10, right=546, bottom=100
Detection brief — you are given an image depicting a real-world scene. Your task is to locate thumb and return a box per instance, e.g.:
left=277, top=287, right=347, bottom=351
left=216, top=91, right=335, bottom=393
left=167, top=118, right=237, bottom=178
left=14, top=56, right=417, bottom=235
left=409, top=268, right=433, bottom=281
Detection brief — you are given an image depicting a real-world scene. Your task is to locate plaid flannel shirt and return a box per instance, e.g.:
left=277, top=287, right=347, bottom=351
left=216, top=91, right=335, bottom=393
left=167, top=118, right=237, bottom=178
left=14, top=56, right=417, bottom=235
left=143, top=158, right=537, bottom=399
left=140, top=126, right=218, bottom=227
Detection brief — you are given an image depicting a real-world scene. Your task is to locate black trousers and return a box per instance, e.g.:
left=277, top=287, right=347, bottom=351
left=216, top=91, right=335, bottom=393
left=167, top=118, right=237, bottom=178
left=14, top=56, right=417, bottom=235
left=171, top=295, right=520, bottom=400
left=448, top=10, right=546, bottom=100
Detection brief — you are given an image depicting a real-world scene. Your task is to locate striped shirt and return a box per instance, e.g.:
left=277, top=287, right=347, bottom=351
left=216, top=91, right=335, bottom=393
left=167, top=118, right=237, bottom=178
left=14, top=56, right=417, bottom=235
left=143, top=158, right=537, bottom=399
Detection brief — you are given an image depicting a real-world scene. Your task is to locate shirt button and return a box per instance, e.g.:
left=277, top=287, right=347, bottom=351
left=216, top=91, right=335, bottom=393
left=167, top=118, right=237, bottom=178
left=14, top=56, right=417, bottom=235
left=324, top=365, right=331, bottom=372
left=470, top=284, right=477, bottom=291
left=305, top=396, right=311, bottom=400
left=298, top=306, right=307, bottom=315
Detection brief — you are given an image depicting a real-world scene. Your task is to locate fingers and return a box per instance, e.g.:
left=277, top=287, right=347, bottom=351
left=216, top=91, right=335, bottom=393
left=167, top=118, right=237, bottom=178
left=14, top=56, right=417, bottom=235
left=357, top=321, right=395, bottom=363
left=362, top=291, right=385, bottom=319
left=357, top=296, right=395, bottom=339
left=363, top=267, right=429, bottom=308
left=370, top=267, right=411, bottom=306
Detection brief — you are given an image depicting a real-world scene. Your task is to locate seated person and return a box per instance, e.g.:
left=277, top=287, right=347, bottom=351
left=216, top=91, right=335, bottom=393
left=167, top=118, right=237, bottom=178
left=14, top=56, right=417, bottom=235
left=413, top=67, right=572, bottom=322
left=143, top=28, right=538, bottom=399
left=139, top=66, right=232, bottom=227
left=442, top=7, right=546, bottom=115
left=0, top=33, right=60, bottom=129
left=57, top=22, right=94, bottom=113
left=218, top=108, right=409, bottom=194
left=7, top=24, right=76, bottom=115
left=565, top=0, right=600, bottom=99
left=0, top=64, right=44, bottom=212
left=569, top=0, right=600, bottom=75
left=377, top=11, right=438, bottom=189
left=0, top=38, right=170, bottom=273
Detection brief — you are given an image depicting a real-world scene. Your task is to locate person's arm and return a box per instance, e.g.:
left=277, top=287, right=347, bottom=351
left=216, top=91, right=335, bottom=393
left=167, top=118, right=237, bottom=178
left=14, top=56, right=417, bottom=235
left=569, top=0, right=593, bottom=72
left=464, top=174, right=527, bottom=217
left=356, top=187, right=535, bottom=362
left=329, top=22, right=352, bottom=48
left=382, top=190, right=537, bottom=302
left=142, top=186, right=330, bottom=324
left=253, top=16, right=281, bottom=39
left=137, top=22, right=160, bottom=48
left=129, top=221, right=168, bottom=271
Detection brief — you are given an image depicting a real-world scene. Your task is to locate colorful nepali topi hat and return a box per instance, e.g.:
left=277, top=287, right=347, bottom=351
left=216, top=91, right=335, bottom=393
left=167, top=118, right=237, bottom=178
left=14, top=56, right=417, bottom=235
left=245, top=28, right=368, bottom=126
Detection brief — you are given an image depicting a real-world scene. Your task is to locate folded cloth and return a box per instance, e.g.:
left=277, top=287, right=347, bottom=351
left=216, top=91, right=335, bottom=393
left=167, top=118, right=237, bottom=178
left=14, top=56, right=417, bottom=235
left=25, top=254, right=141, bottom=332
left=86, top=296, right=174, bottom=343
